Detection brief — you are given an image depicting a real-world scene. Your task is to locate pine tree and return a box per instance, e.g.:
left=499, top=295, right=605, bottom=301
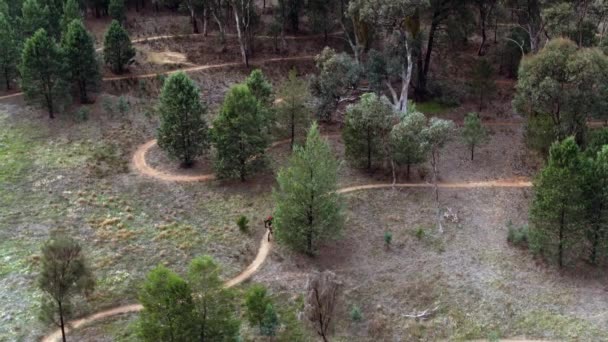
left=157, top=72, right=209, bottom=167
left=38, top=235, right=95, bottom=342
left=20, top=28, right=68, bottom=119
left=103, top=20, right=135, bottom=74
left=20, top=0, right=51, bottom=37
left=391, top=110, right=429, bottom=179
left=273, top=122, right=344, bottom=255
left=0, top=13, right=19, bottom=90
left=60, top=0, right=81, bottom=34
left=187, top=256, right=240, bottom=341
left=276, top=68, right=311, bottom=150
left=212, top=84, right=269, bottom=181
left=261, top=303, right=279, bottom=337
left=461, top=112, right=489, bottom=161
left=138, top=265, right=197, bottom=342
left=246, top=69, right=273, bottom=107
left=583, top=146, right=608, bottom=264
left=245, top=284, right=272, bottom=331
left=62, top=19, right=100, bottom=104
left=108, top=0, right=125, bottom=24
left=530, top=137, right=586, bottom=267
left=342, top=93, right=395, bottom=170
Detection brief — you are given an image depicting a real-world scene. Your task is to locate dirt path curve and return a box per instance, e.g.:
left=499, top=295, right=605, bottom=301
left=41, top=231, right=271, bottom=342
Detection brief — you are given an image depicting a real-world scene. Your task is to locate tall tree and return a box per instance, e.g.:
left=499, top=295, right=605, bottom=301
left=157, top=72, right=209, bottom=167
left=305, top=270, right=340, bottom=342
left=212, top=84, right=269, bottom=181
left=530, top=137, right=585, bottom=267
left=422, top=117, right=454, bottom=202
left=273, top=122, right=344, bottom=255
left=514, top=39, right=608, bottom=151
left=20, top=28, right=68, bottom=119
left=138, top=265, right=197, bottom=342
left=470, top=58, right=495, bottom=111
left=391, top=109, right=429, bottom=179
left=103, top=20, right=135, bottom=74
left=62, top=20, right=101, bottom=104
left=461, top=112, right=489, bottom=161
left=583, top=146, right=608, bottom=265
left=308, top=0, right=336, bottom=42
left=231, top=0, right=258, bottom=66
left=276, top=68, right=311, bottom=150
left=0, top=13, right=19, bottom=90
left=20, top=0, right=51, bottom=37
left=342, top=93, right=395, bottom=170
left=60, top=0, right=81, bottom=34
left=187, top=256, right=240, bottom=341
left=108, top=0, right=125, bottom=23
left=245, top=69, right=273, bottom=107
left=245, top=284, right=273, bottom=332
left=474, top=0, right=497, bottom=55
left=38, top=235, right=95, bottom=342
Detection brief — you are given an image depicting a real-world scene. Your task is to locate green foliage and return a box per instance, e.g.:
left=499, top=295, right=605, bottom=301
left=308, top=0, right=335, bottom=38
left=469, top=58, right=495, bottom=110
left=109, top=0, right=125, bottom=23
left=103, top=20, right=135, bottom=74
left=273, top=122, right=344, bottom=255
left=350, top=304, right=362, bottom=322
left=310, top=47, right=362, bottom=121
left=415, top=227, right=425, bottom=240
left=60, top=0, right=81, bottom=34
left=384, top=231, right=392, bottom=247
left=506, top=221, right=529, bottom=247
left=212, top=84, right=269, bottom=181
left=138, top=265, right=197, bottom=342
left=585, top=128, right=608, bottom=158
left=117, top=96, right=130, bottom=115
left=261, top=303, right=279, bottom=336
left=530, top=138, right=586, bottom=267
left=524, top=114, right=556, bottom=158
left=514, top=39, right=608, bottom=148
left=102, top=96, right=114, bottom=116
left=20, top=28, right=68, bottom=118
left=157, top=72, right=209, bottom=167
left=20, top=0, right=51, bottom=37
left=246, top=69, right=273, bottom=107
left=391, top=110, right=429, bottom=179
left=74, top=106, right=89, bottom=122
left=276, top=68, right=311, bottom=149
left=187, top=256, right=241, bottom=341
left=236, top=215, right=249, bottom=233
left=342, top=93, right=395, bottom=170
left=38, top=235, right=95, bottom=342
left=62, top=19, right=100, bottom=103
left=277, top=299, right=309, bottom=342
left=461, top=112, right=489, bottom=161
left=245, top=285, right=272, bottom=331
left=581, top=146, right=608, bottom=264
left=0, top=12, right=19, bottom=90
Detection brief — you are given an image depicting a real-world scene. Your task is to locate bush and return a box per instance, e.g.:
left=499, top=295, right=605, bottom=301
left=384, top=231, right=392, bottom=248
left=350, top=305, right=362, bottom=322
left=237, top=216, right=249, bottom=234
left=415, top=227, right=425, bottom=240
left=506, top=221, right=529, bottom=247
left=427, top=77, right=465, bottom=107
left=117, top=96, right=129, bottom=115
left=102, top=97, right=114, bottom=116
left=75, top=107, right=89, bottom=122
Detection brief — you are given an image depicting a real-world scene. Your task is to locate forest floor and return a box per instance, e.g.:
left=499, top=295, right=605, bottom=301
left=2, top=10, right=608, bottom=342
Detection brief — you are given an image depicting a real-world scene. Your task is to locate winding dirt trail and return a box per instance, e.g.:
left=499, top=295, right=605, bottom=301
left=41, top=231, right=271, bottom=342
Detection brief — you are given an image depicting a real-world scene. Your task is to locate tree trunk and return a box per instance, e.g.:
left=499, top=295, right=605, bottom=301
left=367, top=128, right=372, bottom=170
left=559, top=206, right=565, bottom=268
left=478, top=6, right=487, bottom=56
left=471, top=144, right=475, bottom=161
left=203, top=9, right=208, bottom=36
left=46, top=93, right=55, bottom=119
left=417, top=20, right=439, bottom=99
left=58, top=300, right=66, bottom=342
left=4, top=68, right=10, bottom=90
left=290, top=110, right=295, bottom=151
left=190, top=9, right=200, bottom=33
left=233, top=6, right=248, bottom=66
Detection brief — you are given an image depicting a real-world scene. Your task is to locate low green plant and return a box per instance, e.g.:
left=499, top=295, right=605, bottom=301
left=102, top=97, right=114, bottom=116
left=75, top=107, right=89, bottom=122
left=506, top=221, right=529, bottom=247
left=350, top=304, right=362, bottom=322
left=117, top=96, right=130, bottom=116
left=415, top=227, right=425, bottom=240
left=384, top=231, right=392, bottom=248
left=237, top=215, right=249, bottom=234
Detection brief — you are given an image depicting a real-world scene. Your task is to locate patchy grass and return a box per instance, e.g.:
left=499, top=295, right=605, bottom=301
left=415, top=101, right=452, bottom=115
left=515, top=310, right=608, bottom=340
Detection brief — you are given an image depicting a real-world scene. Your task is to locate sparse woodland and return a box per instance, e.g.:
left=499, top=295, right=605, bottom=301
left=3, top=0, right=608, bottom=341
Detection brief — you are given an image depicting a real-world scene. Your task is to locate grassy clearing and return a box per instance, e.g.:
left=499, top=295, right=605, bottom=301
left=415, top=101, right=452, bottom=116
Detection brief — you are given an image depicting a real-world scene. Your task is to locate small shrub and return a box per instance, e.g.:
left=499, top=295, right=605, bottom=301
left=237, top=215, right=249, bottom=233
left=102, top=97, right=114, bottom=116
left=415, top=227, right=425, bottom=240
left=75, top=107, right=89, bottom=122
left=384, top=231, right=392, bottom=248
left=117, top=96, right=130, bottom=115
left=506, top=221, right=529, bottom=247
left=350, top=305, right=362, bottom=322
